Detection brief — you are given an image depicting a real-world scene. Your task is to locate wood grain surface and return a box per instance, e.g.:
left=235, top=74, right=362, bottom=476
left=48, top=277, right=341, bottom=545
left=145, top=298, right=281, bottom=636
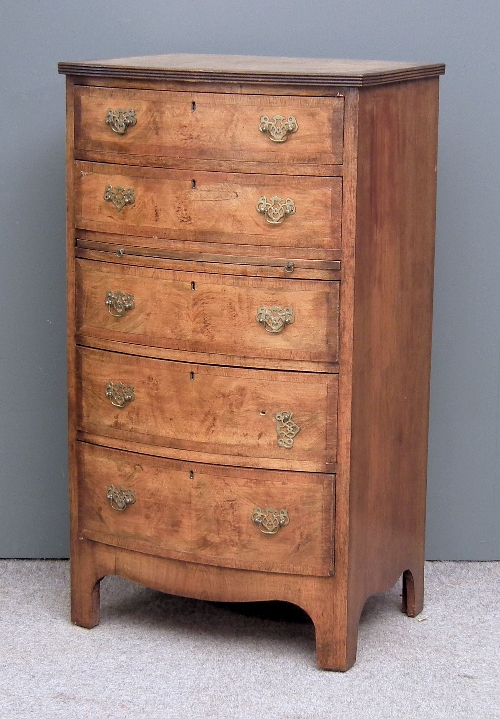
left=76, top=258, right=339, bottom=365
left=78, top=442, right=334, bottom=576
left=77, top=347, right=338, bottom=472
left=75, top=86, right=343, bottom=166
left=345, top=78, right=440, bottom=625
left=74, top=162, right=342, bottom=249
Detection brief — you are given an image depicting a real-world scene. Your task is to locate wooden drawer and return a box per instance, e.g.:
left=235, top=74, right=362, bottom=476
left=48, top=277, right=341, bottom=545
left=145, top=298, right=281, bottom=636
left=78, top=442, right=334, bottom=576
left=76, top=258, right=339, bottom=366
left=74, top=86, right=344, bottom=167
left=77, top=347, right=338, bottom=472
left=75, top=162, right=342, bottom=250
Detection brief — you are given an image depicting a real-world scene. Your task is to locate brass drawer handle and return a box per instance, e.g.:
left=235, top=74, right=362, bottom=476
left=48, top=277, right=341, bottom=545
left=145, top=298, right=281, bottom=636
left=105, top=381, right=135, bottom=408
left=259, top=115, right=298, bottom=143
left=106, top=485, right=136, bottom=511
left=251, top=507, right=290, bottom=534
left=105, top=290, right=135, bottom=317
left=256, top=306, right=294, bottom=334
left=104, top=185, right=135, bottom=212
left=105, top=108, right=137, bottom=135
left=275, top=411, right=300, bottom=449
left=256, top=196, right=296, bottom=225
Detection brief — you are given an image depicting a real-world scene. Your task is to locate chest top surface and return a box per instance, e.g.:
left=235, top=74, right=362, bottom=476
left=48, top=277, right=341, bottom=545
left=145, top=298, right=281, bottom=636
left=58, top=53, right=445, bottom=86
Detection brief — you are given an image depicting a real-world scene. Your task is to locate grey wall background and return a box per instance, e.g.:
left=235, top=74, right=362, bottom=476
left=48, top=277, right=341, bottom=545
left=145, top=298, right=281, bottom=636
left=0, top=1, right=499, bottom=559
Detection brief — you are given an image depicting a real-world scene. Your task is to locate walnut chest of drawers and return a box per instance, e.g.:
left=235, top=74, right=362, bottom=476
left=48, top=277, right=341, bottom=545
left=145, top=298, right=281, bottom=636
left=58, top=54, right=445, bottom=670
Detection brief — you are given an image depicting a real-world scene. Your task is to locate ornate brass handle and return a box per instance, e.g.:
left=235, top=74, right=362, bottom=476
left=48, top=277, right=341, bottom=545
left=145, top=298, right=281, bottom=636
left=104, top=185, right=135, bottom=212
left=256, top=196, right=296, bottom=225
left=275, top=411, right=300, bottom=449
left=105, top=290, right=135, bottom=317
left=251, top=507, right=290, bottom=534
left=105, top=381, right=135, bottom=408
left=105, top=108, right=137, bottom=134
left=106, top=485, right=136, bottom=511
left=256, top=306, right=294, bottom=334
left=259, top=115, right=298, bottom=142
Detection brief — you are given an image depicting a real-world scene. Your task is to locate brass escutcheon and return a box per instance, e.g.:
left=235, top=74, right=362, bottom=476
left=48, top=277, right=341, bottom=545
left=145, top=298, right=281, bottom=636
left=104, top=185, right=135, bottom=212
left=251, top=507, right=290, bottom=534
left=256, top=196, right=296, bottom=225
left=106, top=485, right=136, bottom=511
left=259, top=115, right=298, bottom=142
left=105, top=108, right=137, bottom=134
left=275, top=411, right=300, bottom=449
left=105, top=381, right=135, bottom=408
left=105, top=290, right=135, bottom=317
left=256, top=306, right=295, bottom=334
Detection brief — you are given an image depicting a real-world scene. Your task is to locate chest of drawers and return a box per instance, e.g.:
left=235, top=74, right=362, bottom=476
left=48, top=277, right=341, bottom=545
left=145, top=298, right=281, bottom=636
left=59, top=54, right=444, bottom=670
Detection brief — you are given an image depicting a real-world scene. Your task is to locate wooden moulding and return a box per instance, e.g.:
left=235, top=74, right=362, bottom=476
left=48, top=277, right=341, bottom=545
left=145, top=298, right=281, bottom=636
left=58, top=53, right=445, bottom=87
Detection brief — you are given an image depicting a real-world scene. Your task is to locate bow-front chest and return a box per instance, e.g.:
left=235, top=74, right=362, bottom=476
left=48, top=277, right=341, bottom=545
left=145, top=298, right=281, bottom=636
left=59, top=54, right=444, bottom=669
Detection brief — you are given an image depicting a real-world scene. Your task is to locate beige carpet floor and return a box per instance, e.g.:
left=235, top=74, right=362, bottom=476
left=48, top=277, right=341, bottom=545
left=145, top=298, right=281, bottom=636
left=0, top=560, right=499, bottom=719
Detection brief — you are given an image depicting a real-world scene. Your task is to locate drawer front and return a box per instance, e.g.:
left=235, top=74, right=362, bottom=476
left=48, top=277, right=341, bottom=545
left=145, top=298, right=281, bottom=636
left=76, top=259, right=339, bottom=365
left=75, top=86, right=344, bottom=166
left=78, top=442, right=334, bottom=576
left=75, top=162, right=342, bottom=250
left=77, top=347, right=337, bottom=472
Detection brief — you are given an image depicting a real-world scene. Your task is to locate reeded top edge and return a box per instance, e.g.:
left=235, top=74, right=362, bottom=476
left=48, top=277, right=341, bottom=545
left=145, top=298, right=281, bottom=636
left=58, top=53, right=445, bottom=87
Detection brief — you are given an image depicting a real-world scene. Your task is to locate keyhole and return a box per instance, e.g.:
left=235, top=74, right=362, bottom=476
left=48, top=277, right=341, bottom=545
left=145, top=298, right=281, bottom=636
left=191, top=179, right=196, bottom=189
left=191, top=281, right=196, bottom=290
left=191, top=101, right=196, bottom=112
left=190, top=371, right=195, bottom=380
left=189, top=470, right=194, bottom=480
